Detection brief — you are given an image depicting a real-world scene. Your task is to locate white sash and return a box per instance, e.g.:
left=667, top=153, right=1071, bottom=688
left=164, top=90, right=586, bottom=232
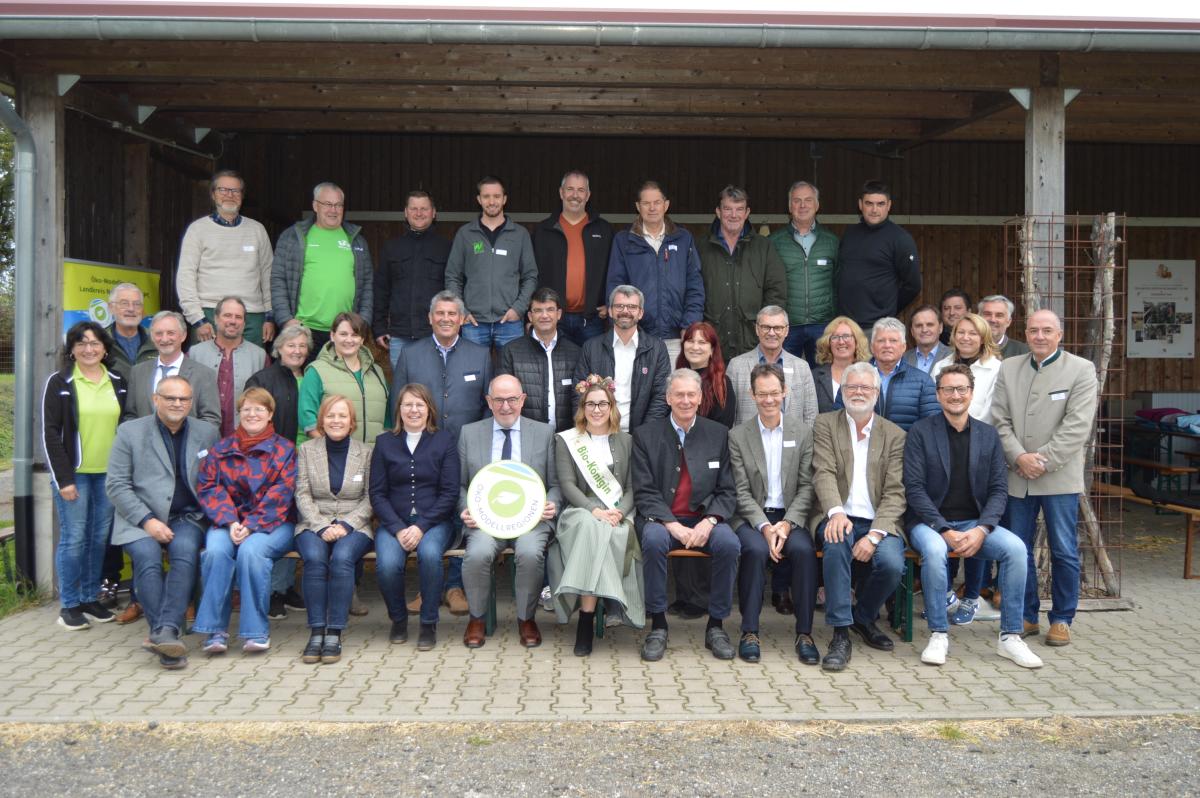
left=557, top=430, right=623, bottom=510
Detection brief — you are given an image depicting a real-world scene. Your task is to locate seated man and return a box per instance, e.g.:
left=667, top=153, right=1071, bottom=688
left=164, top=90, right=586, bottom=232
left=811, top=361, right=906, bottom=671
left=104, top=376, right=220, bottom=669
left=728, top=364, right=818, bottom=664
left=459, top=375, right=560, bottom=648
left=633, top=368, right=741, bottom=662
left=904, top=364, right=1043, bottom=668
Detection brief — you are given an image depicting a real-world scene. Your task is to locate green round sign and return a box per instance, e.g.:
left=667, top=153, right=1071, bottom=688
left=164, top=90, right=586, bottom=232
left=466, top=460, right=547, bottom=539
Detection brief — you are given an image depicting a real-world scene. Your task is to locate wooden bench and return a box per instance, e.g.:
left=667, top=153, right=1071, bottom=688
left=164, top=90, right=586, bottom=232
left=1125, top=456, right=1200, bottom=495
left=1096, top=481, right=1200, bottom=579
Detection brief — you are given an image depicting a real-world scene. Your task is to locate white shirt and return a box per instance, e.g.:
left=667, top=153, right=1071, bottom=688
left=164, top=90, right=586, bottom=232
left=829, top=412, right=878, bottom=524
left=534, top=330, right=558, bottom=425
left=612, top=330, right=638, bottom=432
left=152, top=353, right=186, bottom=393
left=405, top=431, right=422, bottom=453
left=758, top=415, right=785, bottom=511
left=491, top=418, right=522, bottom=462
left=642, top=225, right=666, bottom=254
left=587, top=432, right=614, bottom=466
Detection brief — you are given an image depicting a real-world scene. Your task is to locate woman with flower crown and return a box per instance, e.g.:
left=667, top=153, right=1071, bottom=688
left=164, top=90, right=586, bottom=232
left=545, top=374, right=645, bottom=656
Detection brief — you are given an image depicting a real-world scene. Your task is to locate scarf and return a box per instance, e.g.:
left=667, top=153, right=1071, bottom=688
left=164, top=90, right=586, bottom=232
left=235, top=422, right=276, bottom=452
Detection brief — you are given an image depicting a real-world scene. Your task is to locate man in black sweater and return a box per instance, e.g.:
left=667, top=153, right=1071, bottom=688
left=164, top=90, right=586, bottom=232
left=835, top=180, right=922, bottom=330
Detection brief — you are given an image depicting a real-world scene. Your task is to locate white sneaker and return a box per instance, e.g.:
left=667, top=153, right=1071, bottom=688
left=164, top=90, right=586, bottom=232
left=920, top=631, right=949, bottom=665
left=974, top=600, right=1002, bottom=622
left=539, top=586, right=554, bottom=612
left=998, top=633, right=1044, bottom=668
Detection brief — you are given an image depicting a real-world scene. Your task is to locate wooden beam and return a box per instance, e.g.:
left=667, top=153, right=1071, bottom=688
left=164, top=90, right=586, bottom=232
left=91, top=81, right=979, bottom=119
left=60, top=83, right=223, bottom=157
left=892, top=91, right=1017, bottom=153
left=168, top=109, right=924, bottom=138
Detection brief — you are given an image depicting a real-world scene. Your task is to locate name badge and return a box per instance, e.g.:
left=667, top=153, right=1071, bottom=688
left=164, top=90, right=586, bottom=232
left=783, top=440, right=797, bottom=448
left=560, top=378, right=573, bottom=385
left=197, top=449, right=208, bottom=459
left=496, top=248, right=508, bottom=256
left=668, top=244, right=679, bottom=251
left=783, top=367, right=794, bottom=374
left=464, top=373, right=477, bottom=382
left=1050, top=390, right=1068, bottom=401
left=708, top=461, right=720, bottom=469
left=816, top=258, right=828, bottom=266
left=352, top=474, right=363, bottom=482
left=242, top=245, right=256, bottom=252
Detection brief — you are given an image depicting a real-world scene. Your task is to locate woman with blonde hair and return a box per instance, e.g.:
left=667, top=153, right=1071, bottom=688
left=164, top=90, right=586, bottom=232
left=810, top=316, right=870, bottom=412
left=931, top=312, right=1003, bottom=423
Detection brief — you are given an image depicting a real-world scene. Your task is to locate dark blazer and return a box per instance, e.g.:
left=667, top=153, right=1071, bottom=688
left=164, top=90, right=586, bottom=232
left=245, top=362, right=302, bottom=443
left=727, top=414, right=815, bottom=534
left=810, top=364, right=841, bottom=413
left=124, top=356, right=222, bottom=427
left=902, top=413, right=1008, bottom=533
left=631, top=414, right=736, bottom=534
left=1000, top=337, right=1030, bottom=359
left=901, top=342, right=953, bottom=372
left=574, top=329, right=670, bottom=430
left=369, top=428, right=460, bottom=535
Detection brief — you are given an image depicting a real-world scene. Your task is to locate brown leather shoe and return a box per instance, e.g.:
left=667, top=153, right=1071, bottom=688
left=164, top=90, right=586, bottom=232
left=1045, top=621, right=1071, bottom=646
left=1021, top=620, right=1040, bottom=638
left=519, top=618, right=542, bottom=647
left=445, top=587, right=469, bottom=616
left=116, top=602, right=143, bottom=625
left=407, top=594, right=422, bottom=613
left=463, top=617, right=486, bottom=648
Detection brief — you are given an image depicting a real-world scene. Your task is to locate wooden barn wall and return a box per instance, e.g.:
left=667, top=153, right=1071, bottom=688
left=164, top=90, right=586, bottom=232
left=65, top=123, right=1200, bottom=394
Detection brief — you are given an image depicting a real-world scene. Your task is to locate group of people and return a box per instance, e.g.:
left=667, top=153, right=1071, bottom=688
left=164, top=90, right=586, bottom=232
left=40, top=166, right=1096, bottom=675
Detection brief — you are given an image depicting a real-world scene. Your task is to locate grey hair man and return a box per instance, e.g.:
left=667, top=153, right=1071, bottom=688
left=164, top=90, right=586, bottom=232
left=870, top=316, right=938, bottom=431
left=107, top=282, right=156, bottom=382
left=123, top=311, right=221, bottom=427
left=979, top=294, right=1030, bottom=358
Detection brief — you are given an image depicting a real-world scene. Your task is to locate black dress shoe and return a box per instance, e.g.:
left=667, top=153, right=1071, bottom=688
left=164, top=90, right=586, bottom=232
left=794, top=633, right=820, bottom=665
left=821, top=630, right=852, bottom=671
left=417, top=624, right=437, bottom=651
left=321, top=632, right=343, bottom=664
left=850, top=620, right=895, bottom=651
left=302, top=631, right=324, bottom=664
left=389, top=620, right=408, bottom=644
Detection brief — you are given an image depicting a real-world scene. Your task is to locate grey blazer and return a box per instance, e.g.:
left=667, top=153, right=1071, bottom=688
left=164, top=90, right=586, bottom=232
left=105, top=415, right=220, bottom=546
left=295, top=437, right=375, bottom=538
left=901, top=342, right=953, bottom=372
left=728, top=414, right=815, bottom=534
left=727, top=347, right=817, bottom=427
left=457, top=417, right=562, bottom=531
left=554, top=431, right=635, bottom=519
left=123, top=356, right=222, bottom=428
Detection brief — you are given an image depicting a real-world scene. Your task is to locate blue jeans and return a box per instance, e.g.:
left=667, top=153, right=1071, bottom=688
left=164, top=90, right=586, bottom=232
left=388, top=335, right=422, bottom=372
left=1006, top=493, right=1081, bottom=625
left=558, top=313, right=606, bottom=347
left=819, top=517, right=905, bottom=628
left=783, top=323, right=827, bottom=368
left=123, top=517, right=205, bottom=634
left=295, top=529, right=373, bottom=630
left=270, top=558, right=296, bottom=594
left=375, top=517, right=455, bottom=626
left=461, top=320, right=523, bottom=351
left=52, top=472, right=113, bottom=609
left=641, top=520, right=740, bottom=619
left=909, top=520, right=1028, bottom=635
left=194, top=524, right=295, bottom=639
left=961, top=556, right=994, bottom=601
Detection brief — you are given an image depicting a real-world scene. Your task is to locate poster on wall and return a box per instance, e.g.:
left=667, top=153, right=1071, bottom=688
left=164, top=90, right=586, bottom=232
left=61, top=259, right=161, bottom=337
left=1127, top=259, right=1195, bottom=359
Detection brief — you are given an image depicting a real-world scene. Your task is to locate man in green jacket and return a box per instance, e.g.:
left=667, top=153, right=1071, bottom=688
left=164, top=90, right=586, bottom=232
left=700, top=186, right=787, bottom=359
left=768, top=181, right=839, bottom=367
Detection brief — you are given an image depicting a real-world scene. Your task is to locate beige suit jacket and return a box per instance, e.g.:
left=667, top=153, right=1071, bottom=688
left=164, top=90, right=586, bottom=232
left=295, top=437, right=375, bottom=538
left=990, top=348, right=1098, bottom=496
left=728, top=414, right=815, bottom=534
left=809, top=409, right=908, bottom=541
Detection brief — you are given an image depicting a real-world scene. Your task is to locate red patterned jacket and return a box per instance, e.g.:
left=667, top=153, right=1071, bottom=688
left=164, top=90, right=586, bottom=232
left=198, top=433, right=296, bottom=532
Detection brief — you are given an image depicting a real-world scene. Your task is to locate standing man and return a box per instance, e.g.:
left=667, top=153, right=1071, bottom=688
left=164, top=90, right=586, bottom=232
left=107, top=283, right=156, bottom=383
left=870, top=317, right=939, bottom=431
left=726, top=305, right=817, bottom=427
left=459, top=375, right=560, bottom=649
left=445, top=176, right=539, bottom=351
left=811, top=361, right=907, bottom=672
left=124, top=311, right=221, bottom=427
left=938, top=288, right=972, bottom=346
left=991, top=309, right=1098, bottom=646
left=633, top=369, right=741, bottom=662
left=606, top=180, right=704, bottom=363
left=728, top=364, right=819, bottom=665
left=836, top=180, right=921, bottom=330
left=271, top=182, right=374, bottom=355
left=374, top=190, right=451, bottom=369
left=769, top=181, right=839, bottom=366
left=498, top=288, right=583, bottom=432
left=176, top=169, right=276, bottom=347
left=105, top=375, right=219, bottom=670
left=979, top=294, right=1030, bottom=359
left=532, top=170, right=613, bottom=346
left=699, top=185, right=787, bottom=359
left=188, top=296, right=269, bottom=437
left=902, top=304, right=953, bottom=374
left=574, top=285, right=671, bottom=433
left=904, top=364, right=1043, bottom=668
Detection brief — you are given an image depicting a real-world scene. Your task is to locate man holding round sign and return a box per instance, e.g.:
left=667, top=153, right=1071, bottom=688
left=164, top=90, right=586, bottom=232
left=459, top=375, right=560, bottom=648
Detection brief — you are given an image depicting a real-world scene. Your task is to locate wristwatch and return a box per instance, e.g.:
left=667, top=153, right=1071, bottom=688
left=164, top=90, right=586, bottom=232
left=866, top=532, right=884, bottom=546
left=705, top=515, right=719, bottom=526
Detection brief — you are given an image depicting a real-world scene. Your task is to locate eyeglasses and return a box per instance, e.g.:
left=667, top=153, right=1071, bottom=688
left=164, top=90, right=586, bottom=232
left=240, top=405, right=271, bottom=415
left=753, top=390, right=784, bottom=400
left=842, top=384, right=877, bottom=394
left=489, top=396, right=524, bottom=406
left=314, top=200, right=345, bottom=210
left=829, top=334, right=854, bottom=342
left=757, top=324, right=787, bottom=335
left=937, top=386, right=972, bottom=396
left=584, top=401, right=611, bottom=411
left=156, top=394, right=192, bottom=404
left=399, top=403, right=427, bottom=412
left=611, top=303, right=641, bottom=312
left=213, top=187, right=244, bottom=196
left=112, top=300, right=142, bottom=309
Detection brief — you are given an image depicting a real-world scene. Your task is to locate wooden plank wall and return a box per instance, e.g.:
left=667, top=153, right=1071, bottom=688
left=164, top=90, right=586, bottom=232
left=62, top=114, right=1200, bottom=393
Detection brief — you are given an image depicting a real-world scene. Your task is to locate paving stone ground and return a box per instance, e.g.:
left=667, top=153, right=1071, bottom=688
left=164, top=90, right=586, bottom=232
left=1, top=502, right=1197, bottom=723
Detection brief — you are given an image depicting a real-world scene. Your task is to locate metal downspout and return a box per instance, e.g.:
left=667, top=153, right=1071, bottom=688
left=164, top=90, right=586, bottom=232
left=0, top=95, right=36, bottom=586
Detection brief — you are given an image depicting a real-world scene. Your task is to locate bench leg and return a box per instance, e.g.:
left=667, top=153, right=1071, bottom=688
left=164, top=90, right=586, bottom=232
left=891, top=559, right=915, bottom=643
left=1187, top=516, right=1198, bottom=580
left=595, top=601, right=605, bottom=639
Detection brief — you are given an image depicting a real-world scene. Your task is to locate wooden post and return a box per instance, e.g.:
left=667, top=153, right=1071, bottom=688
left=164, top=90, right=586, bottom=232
left=1020, top=87, right=1070, bottom=317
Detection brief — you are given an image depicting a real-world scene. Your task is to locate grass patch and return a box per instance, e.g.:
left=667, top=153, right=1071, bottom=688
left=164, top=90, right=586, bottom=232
left=0, top=373, right=12, bottom=469
left=934, top=723, right=973, bottom=743
left=0, top=540, right=46, bottom=620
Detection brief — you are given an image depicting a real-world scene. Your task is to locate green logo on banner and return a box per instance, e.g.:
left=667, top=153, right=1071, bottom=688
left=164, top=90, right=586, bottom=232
left=467, top=461, right=547, bottom=539
left=473, top=241, right=485, bottom=255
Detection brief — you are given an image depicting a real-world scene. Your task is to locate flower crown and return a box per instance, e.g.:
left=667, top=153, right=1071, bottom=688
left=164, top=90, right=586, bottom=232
left=575, top=374, right=616, bottom=396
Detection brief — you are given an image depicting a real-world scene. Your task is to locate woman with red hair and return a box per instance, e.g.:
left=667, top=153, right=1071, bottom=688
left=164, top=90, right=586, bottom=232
left=675, top=321, right=736, bottom=428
